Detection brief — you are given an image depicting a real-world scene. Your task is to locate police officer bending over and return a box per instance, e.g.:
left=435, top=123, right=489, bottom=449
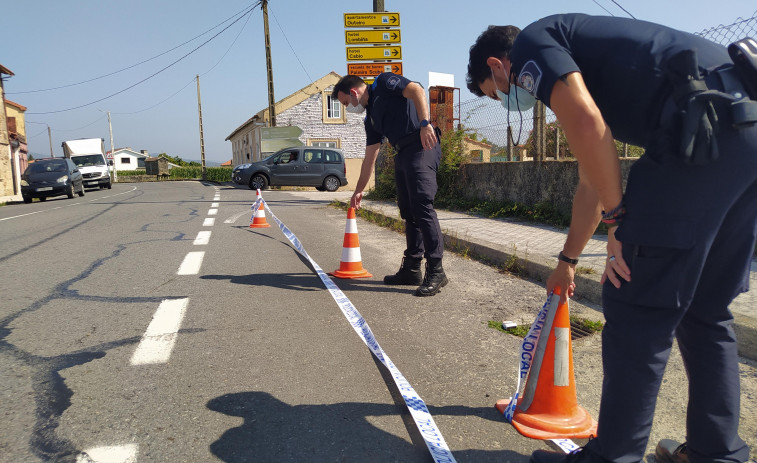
left=468, top=14, right=756, bottom=463
left=332, top=74, right=448, bottom=297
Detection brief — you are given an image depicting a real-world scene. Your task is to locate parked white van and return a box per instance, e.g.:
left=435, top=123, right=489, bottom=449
left=62, top=138, right=112, bottom=189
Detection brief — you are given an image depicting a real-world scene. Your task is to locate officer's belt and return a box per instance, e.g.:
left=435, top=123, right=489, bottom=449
left=665, top=49, right=757, bottom=165
left=393, top=127, right=442, bottom=153
left=393, top=130, right=423, bottom=153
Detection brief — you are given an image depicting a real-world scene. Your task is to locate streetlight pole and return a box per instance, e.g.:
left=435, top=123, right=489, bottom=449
left=196, top=75, right=206, bottom=181
left=262, top=0, right=276, bottom=127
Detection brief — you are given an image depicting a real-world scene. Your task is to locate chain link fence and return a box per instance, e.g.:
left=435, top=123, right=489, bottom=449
left=457, top=11, right=757, bottom=161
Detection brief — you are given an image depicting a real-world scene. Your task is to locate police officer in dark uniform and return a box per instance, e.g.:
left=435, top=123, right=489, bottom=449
left=467, top=14, right=756, bottom=463
left=332, top=73, right=448, bottom=297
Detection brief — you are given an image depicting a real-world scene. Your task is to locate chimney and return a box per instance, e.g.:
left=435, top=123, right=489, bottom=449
left=140, top=150, right=148, bottom=156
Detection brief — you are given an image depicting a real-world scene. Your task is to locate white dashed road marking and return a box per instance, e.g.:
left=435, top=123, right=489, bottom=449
left=203, top=217, right=215, bottom=226
left=193, top=230, right=211, bottom=245
left=177, top=251, right=205, bottom=275
left=208, top=208, right=218, bottom=215
left=131, top=298, right=189, bottom=365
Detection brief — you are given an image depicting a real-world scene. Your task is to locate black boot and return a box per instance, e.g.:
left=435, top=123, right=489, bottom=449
left=383, top=257, right=423, bottom=285
left=415, top=258, right=448, bottom=297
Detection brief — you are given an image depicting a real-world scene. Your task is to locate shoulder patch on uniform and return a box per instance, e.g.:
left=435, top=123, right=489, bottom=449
left=518, top=60, right=542, bottom=97
left=386, top=75, right=401, bottom=91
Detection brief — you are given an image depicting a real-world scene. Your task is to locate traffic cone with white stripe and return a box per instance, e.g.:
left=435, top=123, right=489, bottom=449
left=250, top=189, right=271, bottom=228
left=330, top=207, right=372, bottom=279
left=495, top=287, right=597, bottom=439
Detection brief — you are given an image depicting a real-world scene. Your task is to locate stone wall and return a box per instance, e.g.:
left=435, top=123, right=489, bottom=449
left=457, top=159, right=637, bottom=216
left=277, top=92, right=366, bottom=158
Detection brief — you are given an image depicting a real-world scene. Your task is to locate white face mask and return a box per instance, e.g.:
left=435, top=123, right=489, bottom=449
left=492, top=69, right=537, bottom=112
left=345, top=102, right=365, bottom=114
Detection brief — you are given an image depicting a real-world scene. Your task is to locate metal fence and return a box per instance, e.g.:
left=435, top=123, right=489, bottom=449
left=457, top=11, right=757, bottom=160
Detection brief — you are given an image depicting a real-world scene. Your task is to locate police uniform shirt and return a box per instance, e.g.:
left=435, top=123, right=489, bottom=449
left=510, top=13, right=730, bottom=148
left=364, top=72, right=422, bottom=147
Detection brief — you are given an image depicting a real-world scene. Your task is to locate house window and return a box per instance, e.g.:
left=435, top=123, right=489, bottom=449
left=138, top=158, right=145, bottom=168
left=322, top=87, right=346, bottom=124
left=121, top=157, right=131, bottom=164
left=308, top=139, right=339, bottom=148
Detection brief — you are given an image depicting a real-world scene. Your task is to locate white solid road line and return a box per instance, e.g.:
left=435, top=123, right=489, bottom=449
left=193, top=230, right=211, bottom=245
left=131, top=298, right=189, bottom=365
left=177, top=251, right=205, bottom=275
left=0, top=186, right=138, bottom=222
left=224, top=210, right=250, bottom=224
left=77, top=444, right=138, bottom=463
left=203, top=217, right=215, bottom=226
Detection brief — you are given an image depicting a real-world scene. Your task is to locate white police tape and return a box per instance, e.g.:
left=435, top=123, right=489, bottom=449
left=503, top=292, right=578, bottom=453
left=254, top=198, right=457, bottom=463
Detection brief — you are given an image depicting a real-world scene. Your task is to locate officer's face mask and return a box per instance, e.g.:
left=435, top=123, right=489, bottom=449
left=492, top=69, right=536, bottom=112
left=345, top=90, right=366, bottom=114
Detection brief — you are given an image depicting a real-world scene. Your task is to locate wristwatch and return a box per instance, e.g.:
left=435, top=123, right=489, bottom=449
left=420, top=119, right=430, bottom=127
left=558, top=251, right=579, bottom=265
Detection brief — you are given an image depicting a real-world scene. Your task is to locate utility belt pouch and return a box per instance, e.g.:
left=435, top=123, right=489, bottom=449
left=664, top=47, right=757, bottom=165
left=728, top=37, right=757, bottom=99
left=663, top=49, right=719, bottom=165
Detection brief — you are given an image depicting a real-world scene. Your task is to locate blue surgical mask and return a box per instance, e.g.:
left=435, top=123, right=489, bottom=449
left=493, top=70, right=537, bottom=112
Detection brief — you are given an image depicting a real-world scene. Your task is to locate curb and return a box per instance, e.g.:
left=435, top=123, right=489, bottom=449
left=340, top=199, right=757, bottom=362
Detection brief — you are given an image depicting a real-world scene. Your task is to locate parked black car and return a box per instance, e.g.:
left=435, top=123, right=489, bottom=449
left=232, top=146, right=348, bottom=192
left=21, top=158, right=85, bottom=203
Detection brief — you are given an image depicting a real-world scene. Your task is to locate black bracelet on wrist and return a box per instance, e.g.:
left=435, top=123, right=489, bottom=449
left=558, top=251, right=579, bottom=265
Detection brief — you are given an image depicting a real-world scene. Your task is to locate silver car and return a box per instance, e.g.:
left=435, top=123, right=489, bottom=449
left=232, top=146, right=349, bottom=192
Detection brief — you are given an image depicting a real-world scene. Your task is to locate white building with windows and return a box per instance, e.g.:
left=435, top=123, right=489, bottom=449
left=108, top=148, right=149, bottom=172
left=226, top=72, right=366, bottom=167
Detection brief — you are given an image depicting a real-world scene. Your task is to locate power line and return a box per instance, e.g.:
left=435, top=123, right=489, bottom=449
left=114, top=8, right=253, bottom=116
left=591, top=0, right=616, bottom=16
left=8, top=3, right=256, bottom=95
left=609, top=0, right=636, bottom=19
left=269, top=4, right=315, bottom=88
left=26, top=6, right=256, bottom=115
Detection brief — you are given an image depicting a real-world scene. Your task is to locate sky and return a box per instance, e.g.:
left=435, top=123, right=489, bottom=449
left=3, top=0, right=755, bottom=164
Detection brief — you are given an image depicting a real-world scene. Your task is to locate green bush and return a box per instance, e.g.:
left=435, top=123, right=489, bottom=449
left=168, top=166, right=232, bottom=182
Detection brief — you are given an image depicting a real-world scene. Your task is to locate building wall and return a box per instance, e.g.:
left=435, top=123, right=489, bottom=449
left=114, top=152, right=147, bottom=171
left=275, top=89, right=366, bottom=159
left=0, top=81, right=14, bottom=196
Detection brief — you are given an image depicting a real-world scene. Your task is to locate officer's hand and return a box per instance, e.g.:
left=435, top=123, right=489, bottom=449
left=421, top=125, right=436, bottom=151
left=601, top=227, right=631, bottom=287
left=546, top=262, right=576, bottom=304
left=351, top=191, right=363, bottom=210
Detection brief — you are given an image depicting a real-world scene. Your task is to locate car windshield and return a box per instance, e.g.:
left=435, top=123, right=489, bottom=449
left=26, top=161, right=67, bottom=174
left=72, top=155, right=105, bottom=166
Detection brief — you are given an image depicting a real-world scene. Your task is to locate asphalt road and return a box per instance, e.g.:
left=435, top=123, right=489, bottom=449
left=1, top=182, right=755, bottom=462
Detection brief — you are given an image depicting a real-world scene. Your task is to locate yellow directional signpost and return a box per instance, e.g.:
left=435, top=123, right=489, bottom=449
left=343, top=12, right=402, bottom=82
left=346, top=46, right=402, bottom=61
left=345, top=29, right=401, bottom=44
left=347, top=63, right=403, bottom=77
left=344, top=12, right=400, bottom=28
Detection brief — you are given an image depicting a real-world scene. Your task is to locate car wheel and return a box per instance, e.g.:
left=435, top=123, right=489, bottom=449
left=67, top=183, right=75, bottom=199
left=106, top=182, right=112, bottom=190
left=23, top=195, right=32, bottom=204
left=249, top=174, right=268, bottom=191
left=323, top=175, right=340, bottom=192
left=78, top=184, right=85, bottom=197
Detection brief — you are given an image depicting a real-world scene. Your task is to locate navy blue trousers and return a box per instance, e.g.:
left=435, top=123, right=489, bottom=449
left=586, top=98, right=756, bottom=461
left=394, top=142, right=444, bottom=260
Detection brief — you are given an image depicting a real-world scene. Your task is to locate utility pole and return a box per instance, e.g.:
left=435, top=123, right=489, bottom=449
left=262, top=0, right=276, bottom=127
left=373, top=0, right=384, bottom=11
left=47, top=126, right=53, bottom=157
left=196, top=75, right=207, bottom=180
left=107, top=111, right=117, bottom=182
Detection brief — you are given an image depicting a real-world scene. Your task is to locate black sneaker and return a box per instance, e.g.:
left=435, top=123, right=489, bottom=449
left=655, top=440, right=689, bottom=463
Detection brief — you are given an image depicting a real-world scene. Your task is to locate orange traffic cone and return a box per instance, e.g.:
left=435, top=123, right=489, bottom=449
left=250, top=189, right=271, bottom=228
left=495, top=287, right=597, bottom=439
left=329, top=207, right=372, bottom=279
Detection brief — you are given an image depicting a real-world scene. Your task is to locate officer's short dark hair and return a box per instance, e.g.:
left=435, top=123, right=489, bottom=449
left=467, top=25, right=521, bottom=97
left=332, top=75, right=366, bottom=99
